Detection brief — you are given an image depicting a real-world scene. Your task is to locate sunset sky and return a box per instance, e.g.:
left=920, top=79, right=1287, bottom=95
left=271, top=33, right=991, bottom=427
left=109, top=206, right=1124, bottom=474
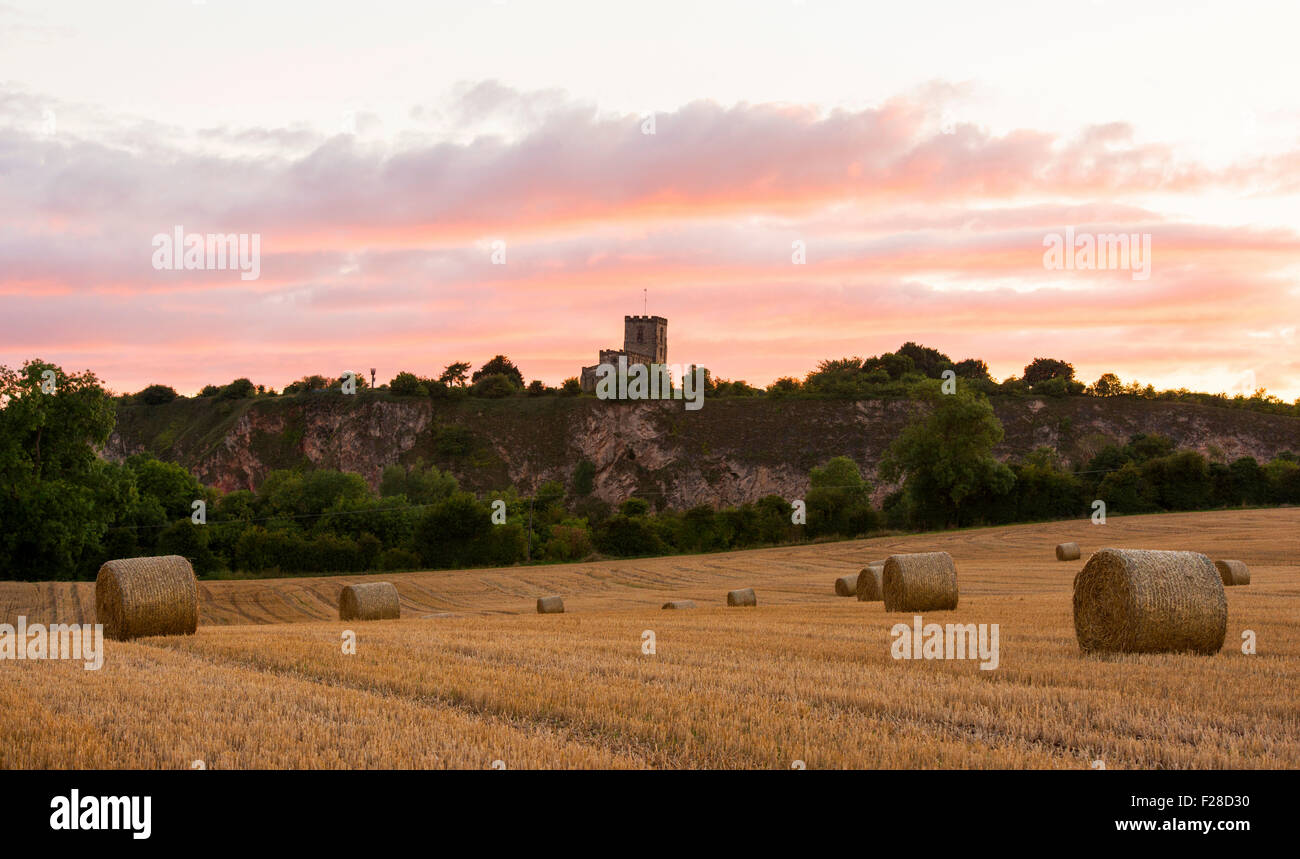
left=2, top=1, right=1298, bottom=398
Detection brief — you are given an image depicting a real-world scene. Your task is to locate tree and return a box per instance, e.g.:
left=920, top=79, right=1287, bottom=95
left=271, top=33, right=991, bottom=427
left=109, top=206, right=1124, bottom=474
left=1008, top=451, right=1086, bottom=522
left=127, top=454, right=206, bottom=521
left=136, top=384, right=179, bottom=405
left=593, top=515, right=663, bottom=557
left=388, top=371, right=427, bottom=397
left=677, top=504, right=724, bottom=551
left=157, top=519, right=220, bottom=575
left=1125, top=433, right=1175, bottom=463
left=1228, top=457, right=1268, bottom=505
left=896, top=342, right=953, bottom=379
left=804, top=357, right=864, bottom=395
left=0, top=361, right=119, bottom=580
left=572, top=459, right=596, bottom=496
left=380, top=460, right=457, bottom=505
left=1085, top=444, right=1131, bottom=476
left=542, top=524, right=593, bottom=562
left=805, top=456, right=874, bottom=537
left=198, top=384, right=220, bottom=397
left=1096, top=462, right=1156, bottom=513
left=283, top=374, right=330, bottom=394
left=864, top=352, right=916, bottom=381
left=1089, top=373, right=1124, bottom=397
left=619, top=497, right=651, bottom=517
left=766, top=377, right=802, bottom=396
left=560, top=377, right=582, bottom=396
left=439, top=361, right=471, bottom=387
left=218, top=378, right=256, bottom=400
left=880, top=389, right=1014, bottom=528
left=1022, top=358, right=1075, bottom=387
left=952, top=358, right=991, bottom=381
left=471, top=356, right=524, bottom=389
left=753, top=495, right=795, bottom=544
left=412, top=492, right=523, bottom=569
left=1263, top=458, right=1300, bottom=504
left=1140, top=451, right=1212, bottom=510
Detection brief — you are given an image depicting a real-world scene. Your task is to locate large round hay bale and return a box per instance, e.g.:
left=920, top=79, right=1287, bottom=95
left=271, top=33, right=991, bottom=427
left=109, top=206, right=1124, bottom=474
left=834, top=574, right=858, bottom=597
left=1056, top=542, right=1081, bottom=561
left=726, top=587, right=757, bottom=607
left=338, top=582, right=400, bottom=621
left=95, top=555, right=199, bottom=641
left=1073, top=549, right=1226, bottom=655
left=1214, top=559, right=1250, bottom=587
left=856, top=563, right=884, bottom=602
left=537, top=595, right=565, bottom=614
left=661, top=600, right=696, bottom=610
left=881, top=552, right=958, bottom=612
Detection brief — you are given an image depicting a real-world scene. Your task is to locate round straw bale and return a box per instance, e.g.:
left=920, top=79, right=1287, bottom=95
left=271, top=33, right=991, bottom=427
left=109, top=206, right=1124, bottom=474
left=661, top=600, right=697, bottom=609
left=1214, top=559, right=1250, bottom=587
left=726, top=587, right=757, bottom=607
left=338, top=582, right=400, bottom=621
left=95, top=555, right=199, bottom=641
left=882, top=552, right=958, bottom=612
left=537, top=595, right=565, bottom=614
left=1073, top=549, right=1226, bottom=654
left=834, top=574, right=858, bottom=596
left=1056, top=542, right=1081, bottom=561
left=856, top=562, right=885, bottom=602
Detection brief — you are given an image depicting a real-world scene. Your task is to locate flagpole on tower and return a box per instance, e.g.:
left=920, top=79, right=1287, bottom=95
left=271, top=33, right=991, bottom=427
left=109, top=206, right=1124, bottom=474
left=643, top=288, right=647, bottom=315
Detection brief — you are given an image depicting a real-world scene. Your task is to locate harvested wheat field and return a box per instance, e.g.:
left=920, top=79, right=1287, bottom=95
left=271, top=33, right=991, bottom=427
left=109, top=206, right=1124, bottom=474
left=1, top=509, right=1297, bottom=769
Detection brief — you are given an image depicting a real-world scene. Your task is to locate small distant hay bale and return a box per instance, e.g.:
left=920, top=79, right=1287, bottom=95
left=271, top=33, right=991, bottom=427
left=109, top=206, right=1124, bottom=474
left=882, top=552, right=958, bottom=612
left=661, top=600, right=697, bottom=610
left=95, top=555, right=199, bottom=641
left=834, top=574, right=858, bottom=597
left=1073, top=548, right=1226, bottom=655
left=726, top=588, right=757, bottom=607
left=1214, top=559, right=1250, bottom=587
left=856, top=562, right=885, bottom=602
left=537, top=595, right=565, bottom=614
left=338, top=582, right=400, bottom=621
left=1056, top=542, right=1081, bottom=561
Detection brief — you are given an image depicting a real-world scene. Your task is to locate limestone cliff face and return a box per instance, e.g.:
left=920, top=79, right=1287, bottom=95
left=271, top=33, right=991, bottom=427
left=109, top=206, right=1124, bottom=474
left=104, top=393, right=1300, bottom=506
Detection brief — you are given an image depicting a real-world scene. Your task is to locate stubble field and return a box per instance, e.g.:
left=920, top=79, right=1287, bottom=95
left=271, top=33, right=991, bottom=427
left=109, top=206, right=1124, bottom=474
left=1, top=508, right=1296, bottom=769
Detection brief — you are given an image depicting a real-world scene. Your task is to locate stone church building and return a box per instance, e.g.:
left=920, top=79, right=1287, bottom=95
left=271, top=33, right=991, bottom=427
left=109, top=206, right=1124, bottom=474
left=580, top=315, right=667, bottom=392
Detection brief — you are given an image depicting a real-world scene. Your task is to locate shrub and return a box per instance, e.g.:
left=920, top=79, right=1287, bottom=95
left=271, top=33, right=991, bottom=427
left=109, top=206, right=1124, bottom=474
left=472, top=356, right=524, bottom=388
left=218, top=378, right=256, bottom=400
left=594, top=515, right=664, bottom=557
left=389, top=371, right=427, bottom=397
left=471, top=373, right=518, bottom=398
left=572, top=459, right=596, bottom=496
left=379, top=547, right=422, bottom=571
left=542, top=523, right=594, bottom=562
left=136, top=384, right=179, bottom=405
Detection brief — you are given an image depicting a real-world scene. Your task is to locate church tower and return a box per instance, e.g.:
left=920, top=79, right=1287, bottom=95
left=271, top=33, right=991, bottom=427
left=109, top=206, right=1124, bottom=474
left=623, top=315, right=667, bottom=364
